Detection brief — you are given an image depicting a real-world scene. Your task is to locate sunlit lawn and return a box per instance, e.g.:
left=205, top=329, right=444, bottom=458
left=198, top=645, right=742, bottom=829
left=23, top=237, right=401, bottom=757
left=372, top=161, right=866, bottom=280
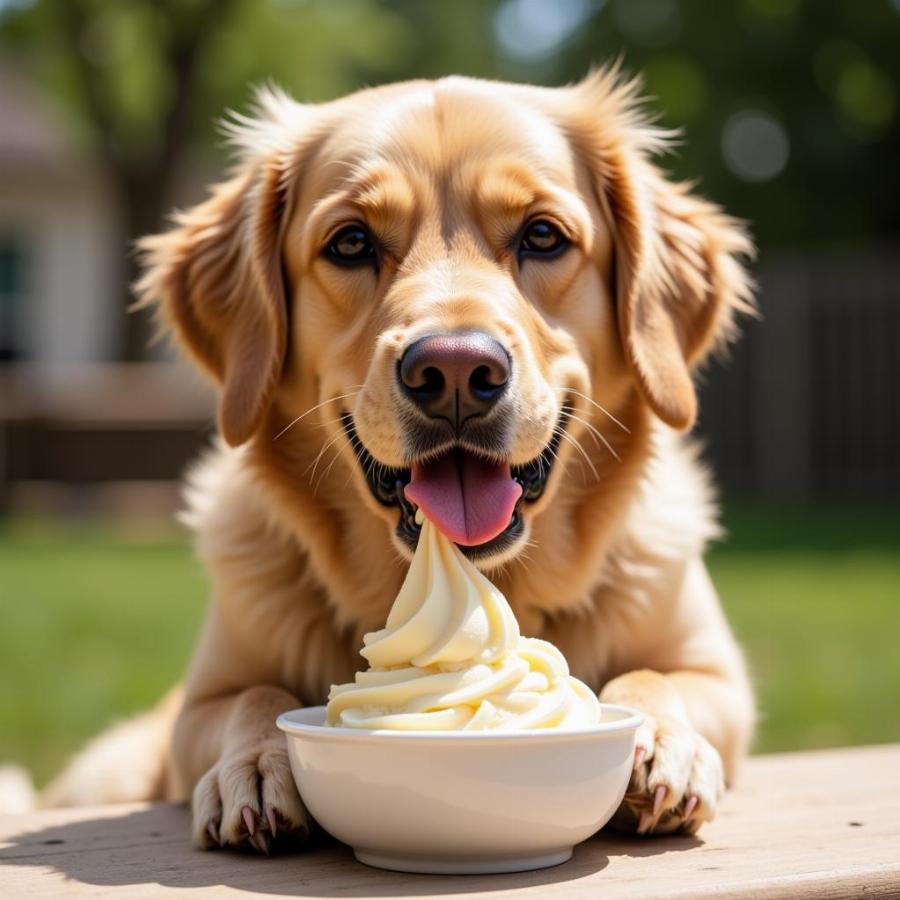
left=710, top=504, right=900, bottom=753
left=1, top=504, right=898, bottom=787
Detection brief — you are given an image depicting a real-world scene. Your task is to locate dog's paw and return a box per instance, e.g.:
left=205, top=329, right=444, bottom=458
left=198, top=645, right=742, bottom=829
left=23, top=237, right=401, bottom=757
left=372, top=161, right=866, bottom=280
left=610, top=715, right=724, bottom=836
left=191, top=739, right=310, bottom=854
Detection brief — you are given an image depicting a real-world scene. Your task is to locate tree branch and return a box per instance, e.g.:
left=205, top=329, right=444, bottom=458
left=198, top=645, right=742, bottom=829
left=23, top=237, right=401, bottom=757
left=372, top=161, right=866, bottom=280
left=57, top=0, right=124, bottom=175
left=152, top=0, right=240, bottom=188
left=57, top=0, right=238, bottom=193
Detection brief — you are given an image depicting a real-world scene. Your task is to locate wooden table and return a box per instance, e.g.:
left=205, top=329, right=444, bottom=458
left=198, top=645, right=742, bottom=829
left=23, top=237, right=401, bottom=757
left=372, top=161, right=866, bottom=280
left=2, top=744, right=898, bottom=899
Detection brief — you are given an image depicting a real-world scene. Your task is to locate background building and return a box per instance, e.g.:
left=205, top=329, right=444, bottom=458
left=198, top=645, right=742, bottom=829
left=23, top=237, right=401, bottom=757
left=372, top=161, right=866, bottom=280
left=0, top=63, right=118, bottom=364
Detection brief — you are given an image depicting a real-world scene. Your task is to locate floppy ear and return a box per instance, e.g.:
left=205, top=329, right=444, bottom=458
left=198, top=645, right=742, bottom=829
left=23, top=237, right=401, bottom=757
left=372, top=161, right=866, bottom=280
left=135, top=86, right=315, bottom=446
left=568, top=70, right=755, bottom=431
left=135, top=158, right=289, bottom=446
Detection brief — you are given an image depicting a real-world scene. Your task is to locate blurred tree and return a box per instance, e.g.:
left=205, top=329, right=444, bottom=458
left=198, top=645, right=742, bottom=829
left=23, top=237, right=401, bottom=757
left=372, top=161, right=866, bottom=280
left=544, top=0, right=900, bottom=250
left=2, top=0, right=238, bottom=358
left=2, top=0, right=899, bottom=357
left=61, top=0, right=237, bottom=360
left=0, top=0, right=420, bottom=358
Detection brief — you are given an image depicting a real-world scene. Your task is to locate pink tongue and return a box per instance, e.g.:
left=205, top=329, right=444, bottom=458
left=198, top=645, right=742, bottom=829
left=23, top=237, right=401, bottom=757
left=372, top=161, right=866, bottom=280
left=404, top=452, right=523, bottom=546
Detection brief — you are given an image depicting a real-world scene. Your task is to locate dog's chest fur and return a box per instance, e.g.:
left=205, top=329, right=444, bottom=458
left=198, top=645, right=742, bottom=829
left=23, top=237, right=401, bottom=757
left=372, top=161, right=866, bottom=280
left=182, top=425, right=717, bottom=706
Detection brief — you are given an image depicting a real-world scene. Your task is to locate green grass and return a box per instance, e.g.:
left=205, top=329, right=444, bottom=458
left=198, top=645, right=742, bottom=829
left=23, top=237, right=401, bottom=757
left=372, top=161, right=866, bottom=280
left=1, top=504, right=898, bottom=786
left=0, top=521, right=207, bottom=786
left=711, top=504, right=900, bottom=753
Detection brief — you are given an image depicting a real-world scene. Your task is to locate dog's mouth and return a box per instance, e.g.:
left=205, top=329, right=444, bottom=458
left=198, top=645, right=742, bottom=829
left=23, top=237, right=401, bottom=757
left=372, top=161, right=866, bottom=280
left=343, top=408, right=569, bottom=560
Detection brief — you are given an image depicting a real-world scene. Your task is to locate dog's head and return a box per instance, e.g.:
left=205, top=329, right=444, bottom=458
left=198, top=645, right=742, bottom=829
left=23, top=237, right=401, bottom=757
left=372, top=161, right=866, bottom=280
left=138, top=71, right=752, bottom=569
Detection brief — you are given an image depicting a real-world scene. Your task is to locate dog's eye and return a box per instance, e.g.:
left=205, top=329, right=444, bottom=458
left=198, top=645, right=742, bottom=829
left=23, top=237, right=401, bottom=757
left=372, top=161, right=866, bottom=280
left=326, top=225, right=376, bottom=266
left=519, top=220, right=567, bottom=258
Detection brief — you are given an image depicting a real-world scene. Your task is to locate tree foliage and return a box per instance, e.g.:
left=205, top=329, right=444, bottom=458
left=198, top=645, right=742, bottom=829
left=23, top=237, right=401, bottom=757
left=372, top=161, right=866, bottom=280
left=2, top=0, right=898, bottom=357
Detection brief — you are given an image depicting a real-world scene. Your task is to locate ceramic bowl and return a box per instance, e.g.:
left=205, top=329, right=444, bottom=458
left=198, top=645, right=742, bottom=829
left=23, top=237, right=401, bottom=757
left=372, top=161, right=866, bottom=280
left=276, top=704, right=642, bottom=874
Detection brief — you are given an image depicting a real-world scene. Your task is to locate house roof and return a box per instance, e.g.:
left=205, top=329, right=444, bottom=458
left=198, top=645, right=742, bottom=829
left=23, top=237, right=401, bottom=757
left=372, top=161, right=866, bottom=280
left=0, top=61, right=91, bottom=177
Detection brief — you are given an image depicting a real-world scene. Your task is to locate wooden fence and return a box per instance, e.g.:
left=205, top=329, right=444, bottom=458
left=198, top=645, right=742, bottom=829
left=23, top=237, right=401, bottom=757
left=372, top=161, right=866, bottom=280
left=698, top=243, right=900, bottom=499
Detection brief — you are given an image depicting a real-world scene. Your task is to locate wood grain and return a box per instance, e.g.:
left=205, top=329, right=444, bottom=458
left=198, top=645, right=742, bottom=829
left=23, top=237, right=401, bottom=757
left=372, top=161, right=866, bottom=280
left=1, top=744, right=898, bottom=899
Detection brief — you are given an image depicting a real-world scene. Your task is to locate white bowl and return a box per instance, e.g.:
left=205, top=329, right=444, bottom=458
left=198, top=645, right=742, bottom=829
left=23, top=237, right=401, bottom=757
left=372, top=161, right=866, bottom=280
left=276, top=704, right=643, bottom=875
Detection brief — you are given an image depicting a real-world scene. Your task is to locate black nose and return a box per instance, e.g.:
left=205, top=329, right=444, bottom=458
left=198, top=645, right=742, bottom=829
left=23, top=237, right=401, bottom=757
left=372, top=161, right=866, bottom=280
left=398, top=331, right=511, bottom=426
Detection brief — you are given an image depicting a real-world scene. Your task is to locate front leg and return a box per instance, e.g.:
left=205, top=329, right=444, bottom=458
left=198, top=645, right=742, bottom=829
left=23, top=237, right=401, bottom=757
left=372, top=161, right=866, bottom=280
left=599, top=559, right=754, bottom=836
left=174, top=685, right=310, bottom=853
left=601, top=669, right=729, bottom=835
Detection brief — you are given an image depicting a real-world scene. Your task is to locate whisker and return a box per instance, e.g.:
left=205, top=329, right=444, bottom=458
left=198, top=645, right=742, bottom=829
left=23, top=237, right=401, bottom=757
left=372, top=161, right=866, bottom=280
left=316, top=434, right=352, bottom=495
left=550, top=422, right=581, bottom=486
left=273, top=388, right=363, bottom=441
left=342, top=438, right=370, bottom=490
left=557, top=428, right=600, bottom=483
left=362, top=447, right=380, bottom=483
left=567, top=412, right=603, bottom=452
left=568, top=412, right=622, bottom=463
left=565, top=388, right=630, bottom=434
left=305, top=432, right=344, bottom=483
left=542, top=443, right=568, bottom=481
left=310, top=415, right=351, bottom=431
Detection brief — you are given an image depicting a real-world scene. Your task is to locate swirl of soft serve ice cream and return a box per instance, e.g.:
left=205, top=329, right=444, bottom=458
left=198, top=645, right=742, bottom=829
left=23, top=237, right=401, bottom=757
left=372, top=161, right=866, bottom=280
left=326, top=512, right=601, bottom=730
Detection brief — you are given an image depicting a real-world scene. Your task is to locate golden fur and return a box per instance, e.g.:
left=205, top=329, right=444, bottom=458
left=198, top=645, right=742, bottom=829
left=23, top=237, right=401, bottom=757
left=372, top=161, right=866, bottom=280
left=45, top=70, right=755, bottom=847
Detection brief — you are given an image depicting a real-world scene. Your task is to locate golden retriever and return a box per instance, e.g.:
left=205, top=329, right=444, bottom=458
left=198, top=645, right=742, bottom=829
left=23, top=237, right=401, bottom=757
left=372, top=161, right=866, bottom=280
left=44, top=69, right=755, bottom=852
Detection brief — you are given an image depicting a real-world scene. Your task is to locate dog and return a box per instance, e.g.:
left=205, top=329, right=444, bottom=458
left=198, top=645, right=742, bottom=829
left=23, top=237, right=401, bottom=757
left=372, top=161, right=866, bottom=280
left=43, top=69, right=755, bottom=852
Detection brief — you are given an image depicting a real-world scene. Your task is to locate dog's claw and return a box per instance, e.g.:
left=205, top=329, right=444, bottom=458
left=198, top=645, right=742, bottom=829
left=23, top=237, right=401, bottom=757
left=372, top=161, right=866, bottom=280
left=206, top=820, right=220, bottom=846
left=242, top=806, right=257, bottom=837
left=265, top=806, right=278, bottom=838
left=652, top=784, right=667, bottom=816
left=637, top=812, right=656, bottom=835
left=250, top=829, right=271, bottom=855
left=683, top=795, right=699, bottom=819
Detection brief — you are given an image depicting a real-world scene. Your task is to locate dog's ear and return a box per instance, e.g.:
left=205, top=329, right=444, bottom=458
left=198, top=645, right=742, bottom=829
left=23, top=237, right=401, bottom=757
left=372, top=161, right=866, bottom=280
left=567, top=69, right=755, bottom=431
left=135, top=89, right=310, bottom=446
left=136, top=161, right=288, bottom=446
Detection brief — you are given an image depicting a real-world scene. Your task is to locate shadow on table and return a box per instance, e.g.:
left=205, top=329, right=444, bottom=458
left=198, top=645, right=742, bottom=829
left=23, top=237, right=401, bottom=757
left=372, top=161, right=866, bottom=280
left=0, top=805, right=702, bottom=897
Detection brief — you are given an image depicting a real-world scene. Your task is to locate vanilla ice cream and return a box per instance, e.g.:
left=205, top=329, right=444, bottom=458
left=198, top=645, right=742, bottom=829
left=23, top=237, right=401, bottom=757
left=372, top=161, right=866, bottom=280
left=326, top=512, right=601, bottom=730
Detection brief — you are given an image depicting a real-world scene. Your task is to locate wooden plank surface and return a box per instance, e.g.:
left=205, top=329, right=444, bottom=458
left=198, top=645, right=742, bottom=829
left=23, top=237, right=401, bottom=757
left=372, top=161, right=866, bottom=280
left=1, top=744, right=898, bottom=899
